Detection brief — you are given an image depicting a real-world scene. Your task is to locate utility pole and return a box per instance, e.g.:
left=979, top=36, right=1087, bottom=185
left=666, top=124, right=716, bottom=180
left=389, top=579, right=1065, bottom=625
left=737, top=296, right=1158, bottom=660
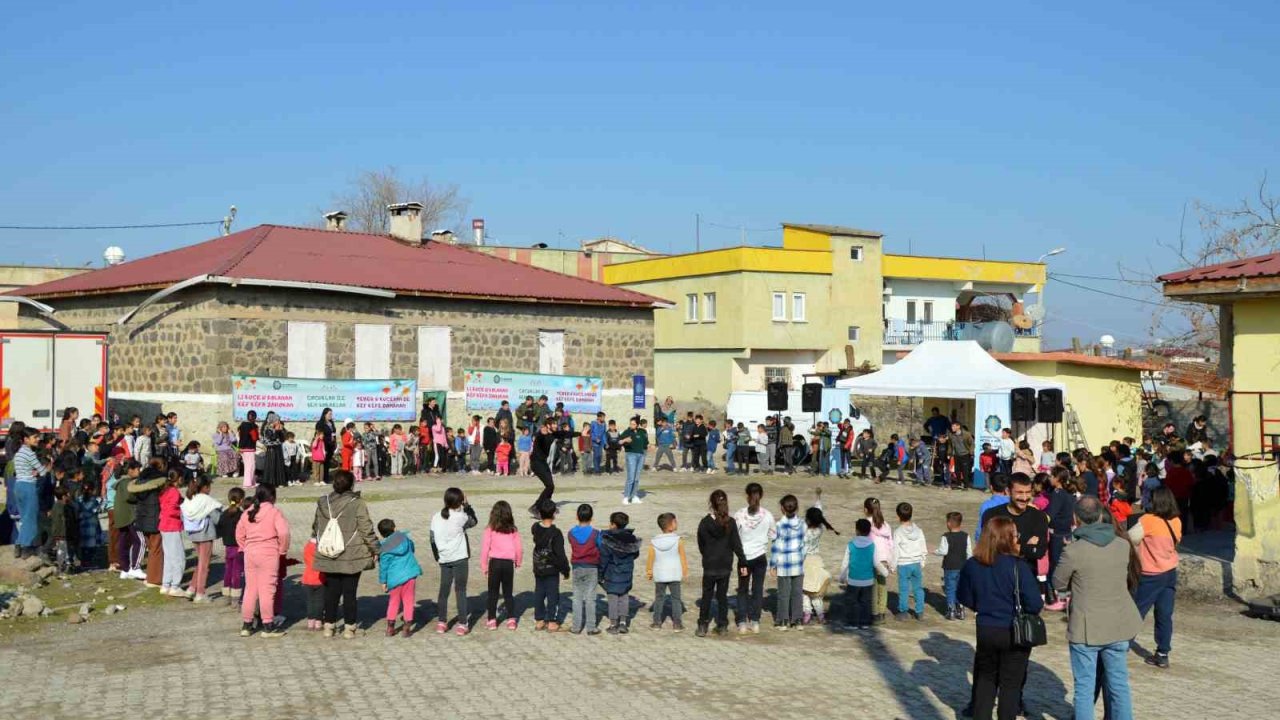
left=740, top=225, right=746, bottom=247
left=695, top=213, right=700, bottom=253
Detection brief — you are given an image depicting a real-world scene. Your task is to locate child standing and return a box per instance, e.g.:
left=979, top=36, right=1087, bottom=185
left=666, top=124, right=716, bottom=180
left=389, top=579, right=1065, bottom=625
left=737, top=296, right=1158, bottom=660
left=378, top=518, right=422, bottom=637
left=235, top=485, right=290, bottom=637
left=864, top=497, right=895, bottom=622
left=893, top=502, right=927, bottom=620
left=431, top=417, right=447, bottom=473
left=75, top=481, right=105, bottom=569
left=934, top=511, right=972, bottom=620
left=705, top=421, right=721, bottom=475
left=158, top=471, right=187, bottom=597
left=734, top=482, right=776, bottom=634
left=567, top=504, right=601, bottom=635
left=646, top=512, right=688, bottom=630
left=430, top=487, right=477, bottom=635
left=281, top=432, right=299, bottom=486
left=217, top=487, right=245, bottom=604
left=388, top=425, right=405, bottom=478
left=495, top=437, right=513, bottom=477
left=605, top=421, right=621, bottom=474
left=181, top=477, right=222, bottom=602
left=351, top=438, right=365, bottom=484
left=516, top=428, right=533, bottom=477
left=364, top=423, right=382, bottom=481
left=480, top=500, right=523, bottom=630
left=696, top=489, right=746, bottom=637
left=598, top=511, right=641, bottom=634
left=531, top=499, right=570, bottom=631
left=302, top=536, right=324, bottom=630
left=1039, top=440, right=1056, bottom=473
left=801, top=491, right=838, bottom=625
left=839, top=518, right=891, bottom=630
left=310, top=431, right=326, bottom=486
left=181, top=442, right=203, bottom=481
left=770, top=494, right=806, bottom=630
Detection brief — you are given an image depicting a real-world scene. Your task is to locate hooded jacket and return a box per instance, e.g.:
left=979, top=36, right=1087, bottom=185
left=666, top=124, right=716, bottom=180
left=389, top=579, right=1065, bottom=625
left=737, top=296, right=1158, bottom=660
left=839, top=536, right=891, bottom=586
left=893, top=522, right=928, bottom=567
left=181, top=493, right=223, bottom=542
left=127, top=468, right=167, bottom=534
left=235, top=501, right=290, bottom=556
left=733, top=506, right=777, bottom=561
left=648, top=532, right=685, bottom=583
left=1053, top=521, right=1141, bottom=645
left=597, top=527, right=641, bottom=595
left=697, top=514, right=746, bottom=577
left=378, top=531, right=423, bottom=591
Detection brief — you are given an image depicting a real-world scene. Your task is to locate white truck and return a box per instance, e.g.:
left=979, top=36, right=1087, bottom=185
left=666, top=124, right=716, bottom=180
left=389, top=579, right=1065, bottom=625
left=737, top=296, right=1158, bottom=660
left=0, top=331, right=109, bottom=433
left=725, top=388, right=871, bottom=441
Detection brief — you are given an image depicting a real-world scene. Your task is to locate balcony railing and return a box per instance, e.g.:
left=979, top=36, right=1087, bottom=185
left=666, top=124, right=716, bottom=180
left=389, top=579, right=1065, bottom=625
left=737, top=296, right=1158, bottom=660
left=883, top=319, right=1039, bottom=346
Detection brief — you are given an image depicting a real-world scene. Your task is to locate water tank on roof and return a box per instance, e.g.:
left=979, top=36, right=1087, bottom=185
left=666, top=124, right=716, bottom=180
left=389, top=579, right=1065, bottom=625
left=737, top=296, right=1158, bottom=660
left=957, top=321, right=1016, bottom=353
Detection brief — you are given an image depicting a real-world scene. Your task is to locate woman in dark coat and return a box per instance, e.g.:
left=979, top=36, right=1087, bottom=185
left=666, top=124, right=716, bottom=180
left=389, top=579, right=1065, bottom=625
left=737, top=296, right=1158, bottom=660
left=315, top=408, right=337, bottom=485
left=259, top=413, right=287, bottom=489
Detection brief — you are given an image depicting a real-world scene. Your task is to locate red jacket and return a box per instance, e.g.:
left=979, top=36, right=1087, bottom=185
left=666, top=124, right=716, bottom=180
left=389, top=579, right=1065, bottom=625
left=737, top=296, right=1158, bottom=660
left=1164, top=464, right=1194, bottom=501
left=302, top=538, right=324, bottom=586
left=158, top=486, right=183, bottom=533
left=568, top=527, right=600, bottom=567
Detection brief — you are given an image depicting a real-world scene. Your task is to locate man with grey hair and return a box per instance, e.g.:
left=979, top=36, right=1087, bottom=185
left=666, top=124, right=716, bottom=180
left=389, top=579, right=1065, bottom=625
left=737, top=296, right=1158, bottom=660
left=1053, top=496, right=1141, bottom=720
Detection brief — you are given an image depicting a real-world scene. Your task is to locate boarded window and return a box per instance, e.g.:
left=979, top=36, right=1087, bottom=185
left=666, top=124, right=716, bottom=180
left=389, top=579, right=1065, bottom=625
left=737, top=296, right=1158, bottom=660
left=287, top=321, right=326, bottom=378
left=539, top=330, right=564, bottom=375
left=354, top=324, right=391, bottom=379
left=417, top=326, right=452, bottom=390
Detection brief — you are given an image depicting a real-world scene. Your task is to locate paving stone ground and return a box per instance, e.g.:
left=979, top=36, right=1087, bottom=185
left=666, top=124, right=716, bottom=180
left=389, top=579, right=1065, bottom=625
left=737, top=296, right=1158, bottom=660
left=3, top=467, right=1279, bottom=719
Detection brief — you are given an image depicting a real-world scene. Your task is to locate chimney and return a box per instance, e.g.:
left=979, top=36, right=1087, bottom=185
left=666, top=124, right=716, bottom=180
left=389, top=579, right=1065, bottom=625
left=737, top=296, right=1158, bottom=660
left=387, top=202, right=424, bottom=243
left=323, top=210, right=348, bottom=231
left=472, top=218, right=485, bottom=246
left=430, top=229, right=456, bottom=245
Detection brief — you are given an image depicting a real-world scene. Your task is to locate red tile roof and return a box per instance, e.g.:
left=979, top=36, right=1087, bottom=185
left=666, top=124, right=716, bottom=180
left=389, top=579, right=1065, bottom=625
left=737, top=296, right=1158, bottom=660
left=14, top=225, right=667, bottom=308
left=991, top=351, right=1159, bottom=372
left=1157, top=251, right=1280, bottom=284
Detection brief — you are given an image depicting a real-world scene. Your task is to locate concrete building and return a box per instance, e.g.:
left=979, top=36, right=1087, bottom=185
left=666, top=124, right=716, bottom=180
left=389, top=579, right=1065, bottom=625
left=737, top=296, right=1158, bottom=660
left=0, top=265, right=92, bottom=325
left=10, top=205, right=662, bottom=439
left=602, top=222, right=1047, bottom=406
left=465, top=222, right=660, bottom=282
left=1160, top=251, right=1280, bottom=595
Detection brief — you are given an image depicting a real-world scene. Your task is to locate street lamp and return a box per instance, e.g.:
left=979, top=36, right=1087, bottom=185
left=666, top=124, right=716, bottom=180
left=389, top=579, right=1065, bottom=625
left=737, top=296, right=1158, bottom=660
left=1036, top=247, right=1066, bottom=263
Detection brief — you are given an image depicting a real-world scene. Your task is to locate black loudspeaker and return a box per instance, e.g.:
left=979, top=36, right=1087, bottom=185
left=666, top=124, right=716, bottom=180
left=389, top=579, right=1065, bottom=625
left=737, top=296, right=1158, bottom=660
left=1010, top=387, right=1037, bottom=422
left=1037, top=389, right=1064, bottom=423
left=767, top=382, right=789, bottom=411
left=801, top=383, right=823, bottom=412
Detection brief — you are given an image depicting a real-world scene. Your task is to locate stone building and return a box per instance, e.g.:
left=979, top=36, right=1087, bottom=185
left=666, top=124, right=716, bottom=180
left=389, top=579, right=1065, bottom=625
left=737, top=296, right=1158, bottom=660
left=11, top=205, right=663, bottom=438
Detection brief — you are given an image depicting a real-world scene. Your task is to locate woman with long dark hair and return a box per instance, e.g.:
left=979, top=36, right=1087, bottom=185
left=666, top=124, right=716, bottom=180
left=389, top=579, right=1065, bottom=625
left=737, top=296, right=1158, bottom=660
left=237, top=411, right=259, bottom=488
left=4, top=421, right=28, bottom=552
left=315, top=408, right=337, bottom=485
left=259, top=413, right=287, bottom=489
left=957, top=516, right=1044, bottom=720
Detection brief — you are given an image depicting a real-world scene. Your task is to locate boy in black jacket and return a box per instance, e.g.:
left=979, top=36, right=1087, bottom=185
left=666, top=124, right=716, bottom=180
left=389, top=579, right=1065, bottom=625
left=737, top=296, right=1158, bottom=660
left=530, top=499, right=570, bottom=631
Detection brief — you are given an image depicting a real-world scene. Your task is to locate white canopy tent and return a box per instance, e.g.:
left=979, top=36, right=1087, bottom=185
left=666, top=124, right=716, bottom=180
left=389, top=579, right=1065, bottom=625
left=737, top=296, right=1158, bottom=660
left=835, top=341, right=1065, bottom=398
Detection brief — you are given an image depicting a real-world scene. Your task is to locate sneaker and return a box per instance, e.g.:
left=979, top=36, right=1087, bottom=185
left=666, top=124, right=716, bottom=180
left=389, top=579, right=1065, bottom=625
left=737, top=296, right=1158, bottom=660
left=945, top=609, right=955, bottom=621
left=736, top=623, right=749, bottom=634
left=436, top=622, right=448, bottom=634
left=915, top=612, right=924, bottom=622
left=485, top=619, right=498, bottom=631
left=672, top=622, right=684, bottom=633
left=1145, top=653, right=1170, bottom=669
left=895, top=613, right=908, bottom=622
left=713, top=625, right=728, bottom=636
left=547, top=622, right=560, bottom=632
left=791, top=622, right=803, bottom=632
left=535, top=621, right=547, bottom=631
left=193, top=594, right=209, bottom=604
left=775, top=624, right=789, bottom=632
left=606, top=624, right=620, bottom=635
left=239, top=622, right=253, bottom=637
left=631, top=497, right=643, bottom=505
left=454, top=624, right=469, bottom=636
left=622, top=497, right=631, bottom=505
left=695, top=622, right=708, bottom=638
left=322, top=623, right=335, bottom=638
left=587, top=628, right=602, bottom=636
left=618, top=623, right=630, bottom=635
left=118, top=571, right=130, bottom=580
left=505, top=618, right=517, bottom=630
left=750, top=621, right=760, bottom=634
left=386, top=621, right=399, bottom=637
left=570, top=626, right=583, bottom=635
left=261, top=626, right=287, bottom=638
left=1044, top=600, right=1067, bottom=612
left=179, top=588, right=195, bottom=600
left=128, top=569, right=147, bottom=579
left=341, top=626, right=357, bottom=639
left=650, top=621, right=663, bottom=630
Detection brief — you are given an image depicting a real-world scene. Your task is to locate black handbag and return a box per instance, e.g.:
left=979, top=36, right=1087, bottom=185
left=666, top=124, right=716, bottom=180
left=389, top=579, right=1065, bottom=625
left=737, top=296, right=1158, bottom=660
left=1012, top=561, right=1048, bottom=648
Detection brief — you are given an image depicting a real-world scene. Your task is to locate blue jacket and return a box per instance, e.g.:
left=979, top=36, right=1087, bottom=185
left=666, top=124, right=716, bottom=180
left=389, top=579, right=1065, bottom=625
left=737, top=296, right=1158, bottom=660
left=707, top=429, right=721, bottom=452
left=656, top=426, right=675, bottom=447
left=590, top=420, right=608, bottom=448
left=378, top=531, right=423, bottom=591
left=955, top=554, right=1043, bottom=628
left=597, top=527, right=640, bottom=595
left=974, top=495, right=1010, bottom=541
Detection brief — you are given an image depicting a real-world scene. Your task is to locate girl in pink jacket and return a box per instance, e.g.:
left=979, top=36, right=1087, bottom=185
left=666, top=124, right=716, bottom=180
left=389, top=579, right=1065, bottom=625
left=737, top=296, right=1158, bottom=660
left=158, top=472, right=187, bottom=597
left=480, top=501, right=523, bottom=630
left=863, top=497, right=896, bottom=622
left=236, top=485, right=291, bottom=637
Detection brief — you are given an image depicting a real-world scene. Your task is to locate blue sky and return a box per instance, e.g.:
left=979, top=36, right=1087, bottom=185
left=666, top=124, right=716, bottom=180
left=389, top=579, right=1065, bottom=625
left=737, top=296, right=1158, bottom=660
left=2, top=1, right=1276, bottom=347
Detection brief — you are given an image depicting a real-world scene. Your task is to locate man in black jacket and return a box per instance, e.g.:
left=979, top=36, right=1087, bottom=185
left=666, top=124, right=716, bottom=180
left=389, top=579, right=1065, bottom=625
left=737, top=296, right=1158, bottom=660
left=689, top=415, right=708, bottom=473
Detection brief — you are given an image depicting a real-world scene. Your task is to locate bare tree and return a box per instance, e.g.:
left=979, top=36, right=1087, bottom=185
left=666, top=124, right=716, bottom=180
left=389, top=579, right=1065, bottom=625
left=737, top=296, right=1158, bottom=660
left=327, top=167, right=468, bottom=236
left=1121, top=174, right=1280, bottom=346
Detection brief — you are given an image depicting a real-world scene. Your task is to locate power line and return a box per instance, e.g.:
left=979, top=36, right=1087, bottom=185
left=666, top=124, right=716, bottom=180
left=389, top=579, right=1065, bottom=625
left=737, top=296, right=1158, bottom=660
left=1049, top=271, right=1158, bottom=284
left=0, top=220, right=224, bottom=231
left=704, top=221, right=780, bottom=233
left=1047, top=275, right=1169, bottom=307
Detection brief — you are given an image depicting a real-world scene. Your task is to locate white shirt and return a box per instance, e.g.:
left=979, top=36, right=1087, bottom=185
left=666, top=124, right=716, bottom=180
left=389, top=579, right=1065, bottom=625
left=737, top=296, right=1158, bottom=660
left=430, top=508, right=475, bottom=564
left=734, top=506, right=777, bottom=561
left=998, top=437, right=1016, bottom=461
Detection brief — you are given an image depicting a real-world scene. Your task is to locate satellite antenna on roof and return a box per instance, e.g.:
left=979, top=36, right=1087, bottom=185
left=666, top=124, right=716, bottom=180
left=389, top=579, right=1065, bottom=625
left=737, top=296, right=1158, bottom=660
left=103, top=246, right=125, bottom=266
left=1024, top=304, right=1046, bottom=323
left=221, top=206, right=237, bottom=236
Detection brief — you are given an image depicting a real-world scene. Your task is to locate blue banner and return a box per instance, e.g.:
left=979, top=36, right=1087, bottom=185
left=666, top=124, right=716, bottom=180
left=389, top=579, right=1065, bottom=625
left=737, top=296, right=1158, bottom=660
left=632, top=375, right=646, bottom=409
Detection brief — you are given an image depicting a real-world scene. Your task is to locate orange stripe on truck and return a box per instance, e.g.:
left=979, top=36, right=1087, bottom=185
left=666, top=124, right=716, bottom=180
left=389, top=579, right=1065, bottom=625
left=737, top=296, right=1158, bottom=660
left=94, top=386, right=105, bottom=416
left=0, top=388, right=9, bottom=420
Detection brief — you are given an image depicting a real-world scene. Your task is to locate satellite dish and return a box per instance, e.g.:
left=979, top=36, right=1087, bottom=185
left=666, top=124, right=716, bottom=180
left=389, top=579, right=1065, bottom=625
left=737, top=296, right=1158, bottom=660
left=967, top=321, right=1016, bottom=353
left=1011, top=314, right=1034, bottom=330
left=1100, top=334, right=1116, bottom=348
left=1025, top=304, right=1046, bottom=322
left=103, top=246, right=125, bottom=266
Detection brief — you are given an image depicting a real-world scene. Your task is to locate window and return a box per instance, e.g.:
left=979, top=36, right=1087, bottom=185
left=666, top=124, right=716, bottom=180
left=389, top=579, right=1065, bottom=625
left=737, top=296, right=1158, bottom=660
left=850, top=245, right=863, bottom=261
left=923, top=301, right=934, bottom=324
left=848, top=326, right=861, bottom=341
left=685, top=293, right=699, bottom=323
left=703, top=292, right=717, bottom=322
left=906, top=300, right=917, bottom=324
left=538, top=330, right=564, bottom=375
left=286, top=321, right=326, bottom=378
left=772, top=292, right=787, bottom=321
left=417, top=326, right=452, bottom=390
left=764, top=366, right=790, bottom=389
left=792, top=292, right=807, bottom=322
left=354, top=324, right=391, bottom=378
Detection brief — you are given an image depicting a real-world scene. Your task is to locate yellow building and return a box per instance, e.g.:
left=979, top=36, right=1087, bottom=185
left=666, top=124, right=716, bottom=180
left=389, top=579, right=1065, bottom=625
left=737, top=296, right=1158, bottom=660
left=1161, top=253, right=1280, bottom=594
left=603, top=222, right=1047, bottom=406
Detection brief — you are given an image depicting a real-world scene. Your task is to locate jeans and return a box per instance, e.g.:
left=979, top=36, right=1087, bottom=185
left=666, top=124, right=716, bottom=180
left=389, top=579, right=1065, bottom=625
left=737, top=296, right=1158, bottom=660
left=736, top=555, right=768, bottom=624
left=437, top=559, right=469, bottom=625
left=654, top=445, right=675, bottom=471
left=13, top=480, right=38, bottom=547
left=1069, top=640, right=1133, bottom=720
left=323, top=571, right=361, bottom=626
left=699, top=574, right=731, bottom=628
left=943, top=569, right=961, bottom=609
left=817, top=450, right=830, bottom=476
left=973, top=624, right=1031, bottom=720
left=653, top=581, right=684, bottom=624
left=725, top=444, right=736, bottom=473
left=775, top=574, right=804, bottom=625
left=591, top=445, right=603, bottom=473
left=117, top=525, right=142, bottom=573
left=571, top=567, right=598, bottom=632
left=846, top=584, right=873, bottom=626
left=897, top=563, right=924, bottom=614
left=624, top=452, right=644, bottom=499
left=160, top=531, right=185, bottom=590
left=1133, top=569, right=1177, bottom=654
left=763, top=443, right=776, bottom=473
left=607, top=592, right=629, bottom=626
left=486, top=558, right=515, bottom=620
left=680, top=445, right=691, bottom=469
left=705, top=447, right=717, bottom=470
left=386, top=578, right=416, bottom=623
left=781, top=444, right=794, bottom=473
left=533, top=574, right=561, bottom=623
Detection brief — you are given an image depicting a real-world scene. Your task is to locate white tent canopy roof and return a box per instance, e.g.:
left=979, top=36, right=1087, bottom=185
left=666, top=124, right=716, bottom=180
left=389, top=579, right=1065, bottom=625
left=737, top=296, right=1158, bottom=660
left=836, top=341, right=1066, bottom=399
